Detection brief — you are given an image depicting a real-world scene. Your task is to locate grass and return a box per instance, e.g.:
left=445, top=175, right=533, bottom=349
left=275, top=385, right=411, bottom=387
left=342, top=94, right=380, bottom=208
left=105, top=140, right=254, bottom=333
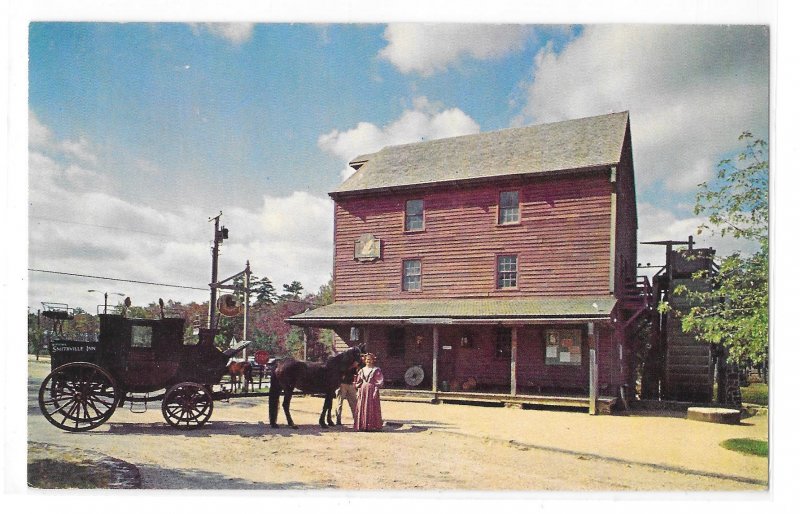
left=720, top=438, right=769, bottom=458
left=28, top=458, right=114, bottom=488
left=741, top=382, right=768, bottom=406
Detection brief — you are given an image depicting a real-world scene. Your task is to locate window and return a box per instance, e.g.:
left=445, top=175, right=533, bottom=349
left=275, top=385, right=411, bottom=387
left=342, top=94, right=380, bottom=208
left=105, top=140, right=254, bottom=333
left=495, top=328, right=512, bottom=358
left=497, top=255, right=518, bottom=288
left=499, top=191, right=519, bottom=224
left=402, top=259, right=422, bottom=291
left=131, top=325, right=153, bottom=348
left=545, top=329, right=582, bottom=366
left=388, top=327, right=405, bottom=357
left=405, top=199, right=424, bottom=231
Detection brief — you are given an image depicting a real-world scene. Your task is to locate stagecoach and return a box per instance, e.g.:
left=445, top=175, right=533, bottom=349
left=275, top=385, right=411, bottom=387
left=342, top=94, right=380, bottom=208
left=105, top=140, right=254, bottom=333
left=37, top=302, right=251, bottom=432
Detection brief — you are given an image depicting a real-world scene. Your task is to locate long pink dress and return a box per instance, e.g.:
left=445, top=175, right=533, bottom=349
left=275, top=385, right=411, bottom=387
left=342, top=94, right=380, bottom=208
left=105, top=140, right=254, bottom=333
left=354, top=366, right=384, bottom=431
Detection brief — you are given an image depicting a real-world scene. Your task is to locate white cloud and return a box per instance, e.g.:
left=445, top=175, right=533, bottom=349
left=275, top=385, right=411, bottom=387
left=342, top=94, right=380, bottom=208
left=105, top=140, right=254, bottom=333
left=29, top=111, right=52, bottom=149
left=192, top=23, right=255, bottom=44
left=318, top=96, right=480, bottom=180
left=517, top=25, right=769, bottom=193
left=379, top=23, right=531, bottom=76
left=28, top=115, right=333, bottom=311
left=636, top=202, right=760, bottom=277
left=58, top=135, right=98, bottom=165
left=29, top=110, right=99, bottom=165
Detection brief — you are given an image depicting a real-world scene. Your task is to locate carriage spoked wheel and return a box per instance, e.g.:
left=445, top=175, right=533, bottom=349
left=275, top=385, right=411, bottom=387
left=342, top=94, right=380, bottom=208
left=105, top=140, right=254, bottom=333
left=38, top=362, right=118, bottom=432
left=161, top=382, right=214, bottom=430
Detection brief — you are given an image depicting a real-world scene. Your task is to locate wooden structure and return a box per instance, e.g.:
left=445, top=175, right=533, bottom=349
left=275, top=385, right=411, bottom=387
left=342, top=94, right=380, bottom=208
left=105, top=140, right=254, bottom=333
left=290, top=112, right=649, bottom=414
left=641, top=239, right=719, bottom=403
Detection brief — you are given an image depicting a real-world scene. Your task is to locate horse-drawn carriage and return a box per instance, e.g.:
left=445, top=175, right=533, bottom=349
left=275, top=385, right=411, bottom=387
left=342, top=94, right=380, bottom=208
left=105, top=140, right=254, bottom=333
left=38, top=304, right=250, bottom=432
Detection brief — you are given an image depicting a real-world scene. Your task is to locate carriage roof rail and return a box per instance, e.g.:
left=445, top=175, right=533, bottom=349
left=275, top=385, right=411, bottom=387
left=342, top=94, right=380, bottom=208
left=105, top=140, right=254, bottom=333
left=41, top=302, right=74, bottom=320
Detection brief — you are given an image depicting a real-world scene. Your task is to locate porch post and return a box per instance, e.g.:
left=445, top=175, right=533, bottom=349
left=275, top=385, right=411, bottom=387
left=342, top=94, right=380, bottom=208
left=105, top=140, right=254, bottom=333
left=432, top=326, right=439, bottom=393
left=589, top=322, right=598, bottom=415
left=510, top=326, right=518, bottom=396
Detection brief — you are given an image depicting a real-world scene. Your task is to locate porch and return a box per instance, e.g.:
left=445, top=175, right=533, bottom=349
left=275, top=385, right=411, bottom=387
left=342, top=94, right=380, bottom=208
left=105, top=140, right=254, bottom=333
left=380, top=388, right=618, bottom=414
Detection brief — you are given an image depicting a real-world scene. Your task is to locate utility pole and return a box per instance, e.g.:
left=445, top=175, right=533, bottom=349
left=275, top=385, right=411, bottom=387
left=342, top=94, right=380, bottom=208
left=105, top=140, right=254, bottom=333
left=208, top=212, right=228, bottom=329
left=243, top=260, right=251, bottom=341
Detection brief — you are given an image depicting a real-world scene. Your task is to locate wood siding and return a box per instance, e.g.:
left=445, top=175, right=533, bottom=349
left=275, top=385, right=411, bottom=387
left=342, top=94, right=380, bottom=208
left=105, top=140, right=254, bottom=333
left=353, top=323, right=622, bottom=394
left=333, top=173, right=614, bottom=302
left=614, top=121, right=638, bottom=298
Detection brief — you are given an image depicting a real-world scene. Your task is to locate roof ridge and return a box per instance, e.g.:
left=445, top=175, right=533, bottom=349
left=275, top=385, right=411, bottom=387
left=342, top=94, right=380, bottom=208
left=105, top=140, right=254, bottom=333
left=336, top=111, right=632, bottom=195
left=363, top=110, right=630, bottom=157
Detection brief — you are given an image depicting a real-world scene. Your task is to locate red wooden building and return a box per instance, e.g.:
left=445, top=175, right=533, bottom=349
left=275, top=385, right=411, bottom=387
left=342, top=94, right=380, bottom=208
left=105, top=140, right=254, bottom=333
left=290, top=112, right=647, bottom=413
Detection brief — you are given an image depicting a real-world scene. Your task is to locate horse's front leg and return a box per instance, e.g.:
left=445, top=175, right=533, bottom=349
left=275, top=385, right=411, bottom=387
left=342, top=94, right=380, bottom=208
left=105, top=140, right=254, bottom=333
left=325, top=392, right=335, bottom=426
left=283, top=389, right=298, bottom=429
left=319, top=393, right=333, bottom=428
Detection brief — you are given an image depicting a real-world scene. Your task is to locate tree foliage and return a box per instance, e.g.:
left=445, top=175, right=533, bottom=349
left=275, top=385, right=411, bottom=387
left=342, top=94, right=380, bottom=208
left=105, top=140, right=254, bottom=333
left=27, top=276, right=334, bottom=362
left=280, top=280, right=304, bottom=300
left=28, top=312, right=45, bottom=358
left=675, top=132, right=768, bottom=366
left=251, top=275, right=277, bottom=305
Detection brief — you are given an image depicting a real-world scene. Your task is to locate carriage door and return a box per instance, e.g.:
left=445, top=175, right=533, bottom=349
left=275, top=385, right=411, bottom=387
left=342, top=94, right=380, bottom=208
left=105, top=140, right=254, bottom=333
left=127, top=321, right=156, bottom=373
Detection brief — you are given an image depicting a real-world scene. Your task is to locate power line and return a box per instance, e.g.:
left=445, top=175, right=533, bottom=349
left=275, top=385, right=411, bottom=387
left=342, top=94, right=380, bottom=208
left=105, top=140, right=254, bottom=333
left=28, top=269, right=207, bottom=291
left=29, top=269, right=324, bottom=306
left=29, top=215, right=179, bottom=239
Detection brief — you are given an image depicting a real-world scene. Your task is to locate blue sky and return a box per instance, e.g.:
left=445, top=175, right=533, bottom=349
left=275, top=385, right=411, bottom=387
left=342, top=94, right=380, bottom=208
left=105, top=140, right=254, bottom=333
left=25, top=19, right=770, bottom=312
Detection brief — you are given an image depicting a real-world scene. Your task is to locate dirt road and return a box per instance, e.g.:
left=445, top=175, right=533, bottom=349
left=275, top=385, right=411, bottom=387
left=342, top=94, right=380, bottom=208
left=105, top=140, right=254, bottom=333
left=26, top=358, right=768, bottom=491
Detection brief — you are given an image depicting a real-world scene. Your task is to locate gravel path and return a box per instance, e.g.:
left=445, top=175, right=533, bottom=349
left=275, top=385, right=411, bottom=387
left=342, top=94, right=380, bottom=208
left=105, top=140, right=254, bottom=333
left=26, top=358, right=768, bottom=491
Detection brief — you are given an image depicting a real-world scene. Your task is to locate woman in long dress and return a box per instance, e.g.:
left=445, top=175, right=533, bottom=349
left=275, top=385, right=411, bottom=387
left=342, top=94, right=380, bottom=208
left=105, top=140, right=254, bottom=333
left=354, top=353, right=384, bottom=431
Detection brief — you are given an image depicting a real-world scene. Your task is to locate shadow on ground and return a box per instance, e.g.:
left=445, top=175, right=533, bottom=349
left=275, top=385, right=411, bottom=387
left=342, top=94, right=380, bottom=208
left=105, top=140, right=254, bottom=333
left=94, top=419, right=434, bottom=438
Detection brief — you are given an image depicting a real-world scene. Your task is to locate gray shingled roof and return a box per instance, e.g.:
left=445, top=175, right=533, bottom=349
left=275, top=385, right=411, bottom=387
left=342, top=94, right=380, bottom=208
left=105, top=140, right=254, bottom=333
left=288, top=297, right=616, bottom=325
left=332, top=111, right=629, bottom=196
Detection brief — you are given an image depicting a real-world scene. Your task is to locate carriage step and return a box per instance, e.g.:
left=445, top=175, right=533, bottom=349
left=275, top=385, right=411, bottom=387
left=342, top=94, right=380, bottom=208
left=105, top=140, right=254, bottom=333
left=126, top=393, right=151, bottom=413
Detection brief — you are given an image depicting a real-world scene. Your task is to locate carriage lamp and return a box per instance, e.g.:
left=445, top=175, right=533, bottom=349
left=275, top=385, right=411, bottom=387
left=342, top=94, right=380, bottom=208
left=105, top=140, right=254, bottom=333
left=88, top=290, right=126, bottom=315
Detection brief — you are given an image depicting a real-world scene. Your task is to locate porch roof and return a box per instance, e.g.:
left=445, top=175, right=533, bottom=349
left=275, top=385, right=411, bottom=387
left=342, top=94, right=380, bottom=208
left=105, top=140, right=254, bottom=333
left=288, top=296, right=616, bottom=326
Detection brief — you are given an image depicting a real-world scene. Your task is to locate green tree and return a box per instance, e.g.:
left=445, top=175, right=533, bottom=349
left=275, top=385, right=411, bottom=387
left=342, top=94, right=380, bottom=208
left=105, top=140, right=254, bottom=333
left=280, top=281, right=304, bottom=300
left=675, top=132, right=768, bottom=366
left=28, top=311, right=45, bottom=359
left=315, top=275, right=334, bottom=306
left=252, top=275, right=277, bottom=305
left=306, top=276, right=335, bottom=358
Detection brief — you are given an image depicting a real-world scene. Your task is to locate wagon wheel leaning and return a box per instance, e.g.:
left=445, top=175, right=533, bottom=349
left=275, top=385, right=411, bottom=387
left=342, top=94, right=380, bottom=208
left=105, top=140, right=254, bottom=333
left=38, top=362, right=118, bottom=432
left=161, top=382, right=214, bottom=430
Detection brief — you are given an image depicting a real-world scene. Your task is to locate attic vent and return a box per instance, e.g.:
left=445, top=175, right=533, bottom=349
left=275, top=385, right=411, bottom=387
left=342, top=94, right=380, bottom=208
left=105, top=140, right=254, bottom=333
left=349, top=159, right=369, bottom=171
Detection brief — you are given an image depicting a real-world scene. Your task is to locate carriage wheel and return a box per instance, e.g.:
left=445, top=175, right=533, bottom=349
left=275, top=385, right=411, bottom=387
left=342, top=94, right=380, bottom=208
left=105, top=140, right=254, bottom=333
left=38, top=362, right=118, bottom=432
left=161, top=382, right=214, bottom=430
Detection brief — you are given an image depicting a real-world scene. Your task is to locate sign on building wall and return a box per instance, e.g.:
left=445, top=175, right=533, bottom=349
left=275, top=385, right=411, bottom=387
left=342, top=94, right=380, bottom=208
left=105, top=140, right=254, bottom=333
left=354, top=234, right=382, bottom=261
left=545, top=329, right=582, bottom=366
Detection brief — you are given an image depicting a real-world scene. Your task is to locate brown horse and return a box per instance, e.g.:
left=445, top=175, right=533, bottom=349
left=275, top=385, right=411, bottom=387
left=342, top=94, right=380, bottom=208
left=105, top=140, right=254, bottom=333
left=227, top=360, right=253, bottom=392
left=268, top=346, right=362, bottom=429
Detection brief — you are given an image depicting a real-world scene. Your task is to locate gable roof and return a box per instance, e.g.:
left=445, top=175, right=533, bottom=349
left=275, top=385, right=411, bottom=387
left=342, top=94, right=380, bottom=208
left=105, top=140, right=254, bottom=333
left=332, top=111, right=630, bottom=197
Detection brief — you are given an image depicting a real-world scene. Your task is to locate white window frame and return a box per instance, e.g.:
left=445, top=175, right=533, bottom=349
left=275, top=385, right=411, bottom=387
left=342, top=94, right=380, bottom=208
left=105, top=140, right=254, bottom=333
left=498, top=191, right=520, bottom=225
left=497, top=254, right=518, bottom=289
left=405, top=199, right=425, bottom=232
left=402, top=259, right=422, bottom=291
